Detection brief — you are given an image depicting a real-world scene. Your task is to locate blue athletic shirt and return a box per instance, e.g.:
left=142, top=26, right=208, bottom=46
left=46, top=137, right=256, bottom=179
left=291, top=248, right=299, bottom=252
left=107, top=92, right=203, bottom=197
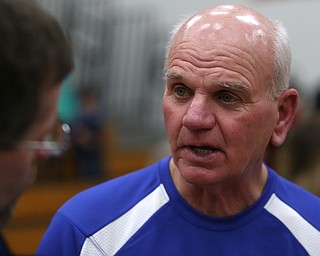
left=37, top=157, right=320, bottom=255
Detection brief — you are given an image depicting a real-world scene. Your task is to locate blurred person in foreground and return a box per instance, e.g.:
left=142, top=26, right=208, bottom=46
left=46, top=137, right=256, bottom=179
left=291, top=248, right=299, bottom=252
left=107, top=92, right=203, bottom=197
left=37, top=5, right=320, bottom=255
left=0, top=0, right=73, bottom=254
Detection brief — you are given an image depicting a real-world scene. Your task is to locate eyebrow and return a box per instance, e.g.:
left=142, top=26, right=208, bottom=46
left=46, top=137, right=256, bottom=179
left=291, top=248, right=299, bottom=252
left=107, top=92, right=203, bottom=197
left=216, top=82, right=250, bottom=92
left=165, top=71, right=183, bottom=81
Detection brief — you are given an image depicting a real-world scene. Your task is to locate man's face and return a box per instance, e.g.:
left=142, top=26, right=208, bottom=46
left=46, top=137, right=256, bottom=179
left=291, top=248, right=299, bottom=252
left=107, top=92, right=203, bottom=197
left=0, top=83, right=61, bottom=228
left=163, top=12, right=279, bottom=186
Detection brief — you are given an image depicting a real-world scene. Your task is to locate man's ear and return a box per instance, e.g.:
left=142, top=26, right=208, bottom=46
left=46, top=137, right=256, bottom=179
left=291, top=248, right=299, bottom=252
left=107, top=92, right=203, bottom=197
left=270, top=88, right=299, bottom=147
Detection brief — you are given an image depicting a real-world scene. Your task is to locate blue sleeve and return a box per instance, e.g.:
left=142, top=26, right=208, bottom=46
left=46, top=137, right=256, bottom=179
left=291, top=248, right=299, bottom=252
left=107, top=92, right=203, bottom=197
left=36, top=212, right=86, bottom=256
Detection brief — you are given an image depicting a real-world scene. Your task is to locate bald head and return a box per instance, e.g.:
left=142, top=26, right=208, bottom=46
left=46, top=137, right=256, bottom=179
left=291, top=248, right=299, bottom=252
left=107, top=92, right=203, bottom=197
left=165, top=5, right=291, bottom=99
left=178, top=5, right=272, bottom=43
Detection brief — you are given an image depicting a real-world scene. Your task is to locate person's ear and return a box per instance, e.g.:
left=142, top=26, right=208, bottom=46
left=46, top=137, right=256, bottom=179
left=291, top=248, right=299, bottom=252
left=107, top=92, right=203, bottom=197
left=270, top=88, right=299, bottom=147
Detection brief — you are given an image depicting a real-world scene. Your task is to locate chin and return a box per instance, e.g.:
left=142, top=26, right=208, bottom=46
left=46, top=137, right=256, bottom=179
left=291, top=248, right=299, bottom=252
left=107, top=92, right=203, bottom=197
left=179, top=164, right=230, bottom=187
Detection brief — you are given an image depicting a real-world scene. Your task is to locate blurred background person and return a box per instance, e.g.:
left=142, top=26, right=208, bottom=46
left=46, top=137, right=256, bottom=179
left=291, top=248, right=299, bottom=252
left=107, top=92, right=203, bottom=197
left=0, top=0, right=73, bottom=254
left=287, top=87, right=320, bottom=195
left=71, top=87, right=105, bottom=180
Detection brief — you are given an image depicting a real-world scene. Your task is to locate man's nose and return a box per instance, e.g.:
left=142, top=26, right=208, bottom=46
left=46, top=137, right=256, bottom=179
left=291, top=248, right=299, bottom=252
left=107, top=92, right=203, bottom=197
left=182, top=95, right=216, bottom=130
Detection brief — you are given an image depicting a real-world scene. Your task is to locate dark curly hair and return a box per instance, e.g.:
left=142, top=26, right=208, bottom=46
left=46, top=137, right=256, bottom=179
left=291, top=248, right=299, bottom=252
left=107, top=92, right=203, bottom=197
left=0, top=0, right=73, bottom=148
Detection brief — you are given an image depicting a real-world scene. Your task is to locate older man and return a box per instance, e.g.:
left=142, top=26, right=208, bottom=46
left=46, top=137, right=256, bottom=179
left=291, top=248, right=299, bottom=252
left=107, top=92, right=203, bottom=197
left=0, top=0, right=73, bottom=254
left=38, top=5, right=320, bottom=255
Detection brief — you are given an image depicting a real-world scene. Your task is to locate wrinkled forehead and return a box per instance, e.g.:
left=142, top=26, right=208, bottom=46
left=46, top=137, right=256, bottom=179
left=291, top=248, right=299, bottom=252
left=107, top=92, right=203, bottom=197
left=168, top=5, right=275, bottom=79
left=173, top=5, right=273, bottom=55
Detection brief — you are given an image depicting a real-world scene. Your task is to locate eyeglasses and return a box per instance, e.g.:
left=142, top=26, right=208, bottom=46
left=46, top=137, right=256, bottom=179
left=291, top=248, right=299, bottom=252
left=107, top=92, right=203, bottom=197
left=17, top=123, right=71, bottom=157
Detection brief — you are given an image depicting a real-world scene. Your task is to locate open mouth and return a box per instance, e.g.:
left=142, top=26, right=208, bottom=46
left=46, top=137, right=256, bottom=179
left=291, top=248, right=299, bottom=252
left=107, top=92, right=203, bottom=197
left=190, top=146, right=216, bottom=155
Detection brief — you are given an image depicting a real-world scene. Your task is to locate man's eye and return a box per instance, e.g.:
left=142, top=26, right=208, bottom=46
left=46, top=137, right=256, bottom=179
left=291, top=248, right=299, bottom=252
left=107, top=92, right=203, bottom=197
left=216, top=92, right=237, bottom=103
left=174, top=86, right=189, bottom=97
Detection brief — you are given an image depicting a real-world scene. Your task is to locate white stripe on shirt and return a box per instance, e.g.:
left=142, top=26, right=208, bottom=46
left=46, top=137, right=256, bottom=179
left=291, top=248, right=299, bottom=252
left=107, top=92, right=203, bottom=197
left=80, top=184, right=170, bottom=256
left=264, top=193, right=320, bottom=256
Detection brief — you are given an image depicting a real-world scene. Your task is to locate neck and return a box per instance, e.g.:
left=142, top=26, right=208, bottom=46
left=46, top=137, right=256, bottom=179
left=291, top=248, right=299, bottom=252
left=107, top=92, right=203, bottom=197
left=170, top=159, right=268, bottom=217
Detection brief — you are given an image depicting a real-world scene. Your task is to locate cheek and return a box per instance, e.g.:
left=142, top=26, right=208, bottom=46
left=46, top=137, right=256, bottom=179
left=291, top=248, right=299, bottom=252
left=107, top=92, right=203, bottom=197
left=10, top=153, right=35, bottom=182
left=251, top=106, right=277, bottom=139
left=163, top=100, right=181, bottom=142
left=224, top=107, right=276, bottom=151
left=14, top=158, right=36, bottom=197
left=0, top=152, right=35, bottom=204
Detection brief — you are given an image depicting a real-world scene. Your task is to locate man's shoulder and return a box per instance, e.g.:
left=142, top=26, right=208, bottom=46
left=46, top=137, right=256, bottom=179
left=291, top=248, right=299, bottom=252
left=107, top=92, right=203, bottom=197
left=264, top=172, right=320, bottom=253
left=276, top=173, right=320, bottom=204
left=55, top=159, right=167, bottom=235
left=273, top=172, right=320, bottom=226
